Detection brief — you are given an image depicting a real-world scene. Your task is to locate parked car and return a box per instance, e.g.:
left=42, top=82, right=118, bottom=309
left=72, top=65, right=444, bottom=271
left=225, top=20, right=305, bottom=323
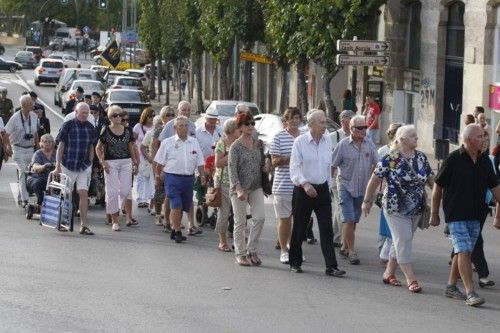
left=90, top=65, right=109, bottom=81
left=195, top=100, right=261, bottom=128
left=24, top=46, right=44, bottom=62
left=0, top=57, right=23, bottom=72
left=124, top=69, right=150, bottom=92
left=47, top=53, right=81, bottom=68
left=14, top=51, right=36, bottom=69
left=101, top=89, right=151, bottom=127
left=103, top=70, right=127, bottom=87
left=61, top=80, right=105, bottom=110
left=33, top=59, right=64, bottom=86
left=49, top=37, right=65, bottom=51
left=54, top=68, right=98, bottom=106
left=110, top=76, right=144, bottom=91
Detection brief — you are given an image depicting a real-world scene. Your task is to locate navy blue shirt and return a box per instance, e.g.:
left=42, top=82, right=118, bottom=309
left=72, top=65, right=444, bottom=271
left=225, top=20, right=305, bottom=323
left=56, top=119, right=96, bottom=171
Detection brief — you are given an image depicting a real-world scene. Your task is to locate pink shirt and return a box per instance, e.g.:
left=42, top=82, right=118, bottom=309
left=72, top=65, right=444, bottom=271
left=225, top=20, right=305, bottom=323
left=133, top=123, right=151, bottom=157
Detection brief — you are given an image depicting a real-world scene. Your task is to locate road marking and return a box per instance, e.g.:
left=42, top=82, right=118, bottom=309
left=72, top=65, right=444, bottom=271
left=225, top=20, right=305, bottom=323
left=15, top=73, right=64, bottom=120
left=9, top=182, right=19, bottom=203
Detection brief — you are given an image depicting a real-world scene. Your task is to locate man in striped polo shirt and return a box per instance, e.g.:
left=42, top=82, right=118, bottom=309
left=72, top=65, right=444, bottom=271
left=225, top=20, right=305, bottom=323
left=270, top=107, right=303, bottom=264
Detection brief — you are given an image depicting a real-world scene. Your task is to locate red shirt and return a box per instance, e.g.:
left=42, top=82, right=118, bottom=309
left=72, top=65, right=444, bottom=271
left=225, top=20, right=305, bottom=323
left=366, top=102, right=381, bottom=129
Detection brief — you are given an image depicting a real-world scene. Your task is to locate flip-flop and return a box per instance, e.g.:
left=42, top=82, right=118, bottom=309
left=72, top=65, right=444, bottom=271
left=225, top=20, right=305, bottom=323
left=408, top=280, right=422, bottom=293
left=383, top=275, right=402, bottom=287
left=126, top=219, right=139, bottom=226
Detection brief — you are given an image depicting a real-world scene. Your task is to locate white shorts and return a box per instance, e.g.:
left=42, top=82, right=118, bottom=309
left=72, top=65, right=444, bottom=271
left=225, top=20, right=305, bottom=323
left=273, top=194, right=293, bottom=219
left=62, top=165, right=92, bottom=191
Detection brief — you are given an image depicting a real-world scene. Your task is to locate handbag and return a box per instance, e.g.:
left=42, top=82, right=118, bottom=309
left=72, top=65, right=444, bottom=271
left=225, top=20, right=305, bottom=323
left=259, top=140, right=273, bottom=196
left=374, top=182, right=383, bottom=208
left=417, top=192, right=431, bottom=230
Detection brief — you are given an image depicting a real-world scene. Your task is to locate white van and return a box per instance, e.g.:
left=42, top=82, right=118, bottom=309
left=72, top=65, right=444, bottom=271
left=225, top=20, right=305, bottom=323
left=55, top=27, right=77, bottom=47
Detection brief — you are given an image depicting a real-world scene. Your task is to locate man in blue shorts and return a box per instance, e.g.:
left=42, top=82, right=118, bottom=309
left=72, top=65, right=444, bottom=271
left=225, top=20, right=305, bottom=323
left=154, top=116, right=206, bottom=243
left=431, top=124, right=500, bottom=307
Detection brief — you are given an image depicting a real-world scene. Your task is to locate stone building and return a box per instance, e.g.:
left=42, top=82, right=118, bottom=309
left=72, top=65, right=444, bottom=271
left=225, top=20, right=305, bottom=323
left=362, top=0, right=500, bottom=153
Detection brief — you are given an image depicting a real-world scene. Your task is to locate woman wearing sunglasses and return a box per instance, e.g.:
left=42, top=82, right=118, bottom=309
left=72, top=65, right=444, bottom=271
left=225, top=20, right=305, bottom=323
left=96, top=106, right=138, bottom=231
left=228, top=113, right=269, bottom=266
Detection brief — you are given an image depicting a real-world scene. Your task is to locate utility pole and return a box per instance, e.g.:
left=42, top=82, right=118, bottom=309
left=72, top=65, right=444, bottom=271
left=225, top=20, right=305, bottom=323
left=351, top=36, right=358, bottom=110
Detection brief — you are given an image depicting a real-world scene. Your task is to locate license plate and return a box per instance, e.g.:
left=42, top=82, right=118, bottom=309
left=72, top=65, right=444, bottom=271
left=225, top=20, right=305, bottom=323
left=123, top=108, right=139, bottom=114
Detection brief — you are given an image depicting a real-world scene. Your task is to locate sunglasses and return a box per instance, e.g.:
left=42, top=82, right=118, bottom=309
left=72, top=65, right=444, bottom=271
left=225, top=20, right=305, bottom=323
left=166, top=113, right=175, bottom=117
left=244, top=121, right=255, bottom=126
left=111, top=113, right=123, bottom=118
left=122, top=118, right=129, bottom=122
left=352, top=125, right=368, bottom=130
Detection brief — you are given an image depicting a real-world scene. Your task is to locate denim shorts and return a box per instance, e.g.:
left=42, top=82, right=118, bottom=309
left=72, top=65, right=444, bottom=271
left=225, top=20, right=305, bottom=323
left=165, top=173, right=195, bottom=212
left=448, top=221, right=480, bottom=254
left=338, top=187, right=363, bottom=223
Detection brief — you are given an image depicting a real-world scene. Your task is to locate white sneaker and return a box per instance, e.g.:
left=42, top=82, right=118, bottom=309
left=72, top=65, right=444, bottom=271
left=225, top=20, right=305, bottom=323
left=112, top=223, right=121, bottom=231
left=280, top=252, right=289, bottom=264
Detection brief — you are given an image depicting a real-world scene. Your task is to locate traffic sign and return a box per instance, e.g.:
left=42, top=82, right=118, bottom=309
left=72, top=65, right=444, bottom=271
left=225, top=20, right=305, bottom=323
left=83, top=26, right=91, bottom=34
left=83, top=33, right=89, bottom=39
left=336, top=40, right=391, bottom=52
left=239, top=51, right=275, bottom=65
left=336, top=54, right=391, bottom=66
left=123, top=30, right=139, bottom=44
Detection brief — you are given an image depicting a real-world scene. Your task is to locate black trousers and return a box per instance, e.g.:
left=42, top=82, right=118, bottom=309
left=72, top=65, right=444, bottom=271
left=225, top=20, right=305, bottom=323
left=289, top=183, right=338, bottom=269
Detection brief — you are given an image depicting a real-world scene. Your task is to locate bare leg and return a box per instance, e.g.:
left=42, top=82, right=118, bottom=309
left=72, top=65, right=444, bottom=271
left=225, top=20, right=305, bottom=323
left=447, top=254, right=460, bottom=286
left=457, top=252, right=475, bottom=294
left=342, top=222, right=356, bottom=254
left=78, top=190, right=89, bottom=227
left=383, top=257, right=398, bottom=278
left=170, top=208, right=183, bottom=232
left=278, top=217, right=292, bottom=254
left=399, top=263, right=417, bottom=285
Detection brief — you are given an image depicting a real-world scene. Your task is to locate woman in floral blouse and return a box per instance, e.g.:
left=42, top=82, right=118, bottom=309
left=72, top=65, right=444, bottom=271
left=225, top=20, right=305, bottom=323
left=362, top=125, right=434, bottom=293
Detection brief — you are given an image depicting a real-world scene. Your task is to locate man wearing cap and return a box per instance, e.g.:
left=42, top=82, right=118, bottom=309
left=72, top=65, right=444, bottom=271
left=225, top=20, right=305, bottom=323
left=91, top=92, right=105, bottom=115
left=330, top=110, right=355, bottom=247
left=64, top=86, right=84, bottom=115
left=195, top=109, right=223, bottom=159
left=0, top=87, right=14, bottom=124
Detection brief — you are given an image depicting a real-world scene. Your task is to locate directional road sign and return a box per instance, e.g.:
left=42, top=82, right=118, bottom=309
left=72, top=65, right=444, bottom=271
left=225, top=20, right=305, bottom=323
left=336, top=54, right=391, bottom=67
left=239, top=51, right=275, bottom=65
left=123, top=30, right=139, bottom=44
left=336, top=40, right=391, bottom=52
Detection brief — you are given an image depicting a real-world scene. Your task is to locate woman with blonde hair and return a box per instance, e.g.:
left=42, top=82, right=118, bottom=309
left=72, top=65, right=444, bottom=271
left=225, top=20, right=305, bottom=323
left=214, top=119, right=240, bottom=252
left=363, top=125, right=434, bottom=293
left=97, top=106, right=138, bottom=231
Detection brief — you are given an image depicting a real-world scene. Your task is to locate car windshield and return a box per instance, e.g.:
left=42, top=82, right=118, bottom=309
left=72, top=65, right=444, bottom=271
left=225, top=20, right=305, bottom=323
left=126, top=72, right=142, bottom=78
left=71, top=82, right=103, bottom=92
left=41, top=61, right=63, bottom=68
left=117, top=78, right=142, bottom=87
left=215, top=104, right=259, bottom=117
left=17, top=52, right=32, bottom=57
left=49, top=55, right=63, bottom=59
left=110, top=91, right=147, bottom=102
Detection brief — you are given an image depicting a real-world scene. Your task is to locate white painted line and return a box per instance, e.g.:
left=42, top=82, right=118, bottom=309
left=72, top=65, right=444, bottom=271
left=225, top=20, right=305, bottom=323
left=15, top=73, right=64, bottom=120
left=9, top=182, right=19, bottom=203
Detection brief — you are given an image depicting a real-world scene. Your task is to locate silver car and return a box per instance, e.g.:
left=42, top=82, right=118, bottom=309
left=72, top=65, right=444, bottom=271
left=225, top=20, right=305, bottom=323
left=14, top=51, right=36, bottom=69
left=110, top=76, right=144, bottom=91
left=34, top=59, right=64, bottom=86
left=61, top=80, right=105, bottom=110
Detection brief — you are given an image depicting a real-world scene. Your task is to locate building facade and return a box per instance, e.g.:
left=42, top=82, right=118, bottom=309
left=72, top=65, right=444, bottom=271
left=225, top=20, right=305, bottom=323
left=366, top=0, right=500, bottom=153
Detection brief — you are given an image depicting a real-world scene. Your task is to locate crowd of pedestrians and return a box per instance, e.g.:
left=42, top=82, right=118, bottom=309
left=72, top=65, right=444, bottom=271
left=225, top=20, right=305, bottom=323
left=1, top=90, right=500, bottom=308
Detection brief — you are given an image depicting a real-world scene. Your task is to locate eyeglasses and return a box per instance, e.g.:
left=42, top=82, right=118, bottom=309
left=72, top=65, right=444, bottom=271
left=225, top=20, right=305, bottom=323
left=244, top=121, right=255, bottom=126
left=352, top=125, right=368, bottom=130
left=111, top=113, right=123, bottom=118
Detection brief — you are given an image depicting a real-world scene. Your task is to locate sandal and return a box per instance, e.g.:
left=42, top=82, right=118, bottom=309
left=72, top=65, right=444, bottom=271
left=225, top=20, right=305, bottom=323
left=218, top=243, right=232, bottom=252
left=126, top=218, right=139, bottom=227
left=79, top=226, right=94, bottom=235
left=235, top=256, right=251, bottom=266
left=248, top=253, right=262, bottom=266
left=383, top=275, right=402, bottom=287
left=408, top=280, right=422, bottom=293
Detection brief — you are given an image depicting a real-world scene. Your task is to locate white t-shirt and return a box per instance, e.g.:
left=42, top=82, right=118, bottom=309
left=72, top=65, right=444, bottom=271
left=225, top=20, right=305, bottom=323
left=154, top=134, right=204, bottom=175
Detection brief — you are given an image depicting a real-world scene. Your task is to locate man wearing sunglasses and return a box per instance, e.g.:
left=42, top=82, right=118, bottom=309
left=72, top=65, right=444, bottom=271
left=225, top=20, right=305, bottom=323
left=332, top=115, right=378, bottom=265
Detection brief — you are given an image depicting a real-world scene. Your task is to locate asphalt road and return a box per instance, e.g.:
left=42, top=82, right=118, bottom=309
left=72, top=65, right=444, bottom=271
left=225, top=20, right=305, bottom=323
left=1, top=46, right=500, bottom=332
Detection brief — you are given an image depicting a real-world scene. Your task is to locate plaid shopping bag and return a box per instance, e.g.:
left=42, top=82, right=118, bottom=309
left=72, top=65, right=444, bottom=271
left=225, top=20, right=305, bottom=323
left=40, top=194, right=62, bottom=228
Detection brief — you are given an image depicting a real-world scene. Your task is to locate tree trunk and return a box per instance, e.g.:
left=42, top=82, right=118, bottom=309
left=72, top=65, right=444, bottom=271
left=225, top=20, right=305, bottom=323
left=193, top=52, right=204, bottom=114
left=157, top=54, right=163, bottom=102
left=241, top=60, right=252, bottom=101
left=322, top=71, right=337, bottom=122
left=165, top=60, right=170, bottom=105
left=149, top=54, right=157, bottom=100
left=219, top=56, right=231, bottom=100
left=178, top=60, right=183, bottom=102
left=278, top=65, right=289, bottom=113
left=297, top=60, right=309, bottom=115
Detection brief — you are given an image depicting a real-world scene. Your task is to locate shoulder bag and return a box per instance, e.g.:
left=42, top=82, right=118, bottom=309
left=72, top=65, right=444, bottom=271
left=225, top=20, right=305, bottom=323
left=259, top=140, right=273, bottom=196
left=402, top=152, right=430, bottom=229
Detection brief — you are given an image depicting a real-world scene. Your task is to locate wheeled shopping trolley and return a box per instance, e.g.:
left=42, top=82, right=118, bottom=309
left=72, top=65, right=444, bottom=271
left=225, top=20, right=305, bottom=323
left=39, top=172, right=74, bottom=232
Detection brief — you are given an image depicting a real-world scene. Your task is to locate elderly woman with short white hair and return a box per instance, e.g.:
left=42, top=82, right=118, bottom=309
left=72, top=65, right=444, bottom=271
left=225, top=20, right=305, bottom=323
left=363, top=125, right=434, bottom=293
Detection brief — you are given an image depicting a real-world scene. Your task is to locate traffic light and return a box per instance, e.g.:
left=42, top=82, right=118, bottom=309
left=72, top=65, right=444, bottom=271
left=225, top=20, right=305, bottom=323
left=99, top=0, right=107, bottom=10
left=60, top=0, right=69, bottom=5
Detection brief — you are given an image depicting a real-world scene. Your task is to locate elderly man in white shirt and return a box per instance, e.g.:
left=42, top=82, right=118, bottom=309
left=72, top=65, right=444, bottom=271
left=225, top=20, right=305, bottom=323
left=3, top=94, right=39, bottom=207
left=288, top=109, right=346, bottom=277
left=195, top=109, right=223, bottom=159
left=158, top=101, right=196, bottom=141
left=154, top=116, right=206, bottom=243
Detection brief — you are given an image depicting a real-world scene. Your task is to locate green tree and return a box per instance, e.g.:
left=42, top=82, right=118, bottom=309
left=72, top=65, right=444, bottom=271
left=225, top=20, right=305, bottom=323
left=139, top=0, right=162, bottom=98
